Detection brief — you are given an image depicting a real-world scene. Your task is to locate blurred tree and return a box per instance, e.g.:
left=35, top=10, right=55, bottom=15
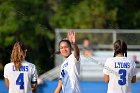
left=50, top=0, right=140, bottom=45
left=50, top=0, right=118, bottom=29
left=50, top=0, right=118, bottom=45
left=0, top=0, right=140, bottom=78
left=50, top=0, right=140, bottom=29
left=117, top=0, right=140, bottom=28
left=0, top=0, right=55, bottom=76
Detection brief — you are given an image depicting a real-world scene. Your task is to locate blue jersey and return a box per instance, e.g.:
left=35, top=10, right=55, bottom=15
left=60, top=53, right=81, bottom=93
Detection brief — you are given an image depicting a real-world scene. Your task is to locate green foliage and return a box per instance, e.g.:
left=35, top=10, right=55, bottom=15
left=0, top=0, right=140, bottom=78
left=117, top=0, right=140, bottom=28
left=50, top=0, right=118, bottom=29
left=50, top=0, right=140, bottom=46
left=0, top=0, right=55, bottom=76
left=50, top=0, right=140, bottom=29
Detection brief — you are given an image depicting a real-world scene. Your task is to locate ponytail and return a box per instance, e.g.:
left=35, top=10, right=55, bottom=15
left=113, top=40, right=127, bottom=57
left=10, top=42, right=26, bottom=70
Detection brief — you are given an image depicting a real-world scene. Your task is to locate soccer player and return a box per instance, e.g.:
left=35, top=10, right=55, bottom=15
left=4, top=42, right=38, bottom=93
left=103, top=40, right=137, bottom=93
left=54, top=31, right=81, bottom=93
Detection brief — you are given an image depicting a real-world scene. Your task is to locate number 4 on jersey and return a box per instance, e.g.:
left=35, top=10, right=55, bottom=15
left=16, top=73, right=24, bottom=89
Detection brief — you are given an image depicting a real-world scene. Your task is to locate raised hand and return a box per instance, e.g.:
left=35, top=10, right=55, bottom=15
left=68, top=31, right=75, bottom=44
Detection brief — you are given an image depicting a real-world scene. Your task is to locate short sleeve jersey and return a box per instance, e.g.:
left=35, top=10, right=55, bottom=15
left=4, top=60, right=38, bottom=93
left=59, top=53, right=81, bottom=93
left=103, top=57, right=137, bottom=93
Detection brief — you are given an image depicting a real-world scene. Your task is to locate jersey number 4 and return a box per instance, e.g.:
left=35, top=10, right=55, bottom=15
left=118, top=69, right=126, bottom=85
left=16, top=73, right=24, bottom=89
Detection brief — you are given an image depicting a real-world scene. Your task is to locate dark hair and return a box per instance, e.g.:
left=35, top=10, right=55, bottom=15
left=58, top=39, right=72, bottom=52
left=83, top=37, right=90, bottom=41
left=113, top=40, right=127, bottom=57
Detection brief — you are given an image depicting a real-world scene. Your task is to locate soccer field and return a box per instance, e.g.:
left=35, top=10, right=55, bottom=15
left=0, top=79, right=140, bottom=93
left=36, top=80, right=140, bottom=93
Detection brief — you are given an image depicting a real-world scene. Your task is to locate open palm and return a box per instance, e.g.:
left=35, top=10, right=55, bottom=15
left=68, top=31, right=75, bottom=44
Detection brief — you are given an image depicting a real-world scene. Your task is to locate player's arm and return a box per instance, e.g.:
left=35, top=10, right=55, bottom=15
left=4, top=65, right=9, bottom=89
left=31, top=82, right=37, bottom=91
left=31, top=64, right=38, bottom=91
left=71, top=42, right=79, bottom=61
left=54, top=80, right=62, bottom=93
left=68, top=31, right=80, bottom=61
left=104, top=74, right=109, bottom=83
left=131, top=62, right=137, bottom=83
left=32, top=83, right=37, bottom=88
left=131, top=75, right=136, bottom=83
left=103, top=59, right=110, bottom=83
left=4, top=77, right=9, bottom=89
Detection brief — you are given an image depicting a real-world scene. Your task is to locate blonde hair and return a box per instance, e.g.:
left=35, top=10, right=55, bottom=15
left=10, top=42, right=26, bottom=70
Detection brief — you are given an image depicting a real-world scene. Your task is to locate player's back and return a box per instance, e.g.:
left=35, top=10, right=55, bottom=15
left=4, top=60, right=37, bottom=93
left=104, top=57, right=136, bottom=93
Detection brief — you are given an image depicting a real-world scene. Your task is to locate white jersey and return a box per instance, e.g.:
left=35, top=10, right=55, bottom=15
left=4, top=60, right=38, bottom=93
left=59, top=53, right=81, bottom=93
left=103, top=57, right=137, bottom=93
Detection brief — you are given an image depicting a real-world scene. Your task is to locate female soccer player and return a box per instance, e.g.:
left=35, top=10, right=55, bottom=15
left=4, top=42, right=38, bottom=93
left=103, top=40, right=137, bottom=93
left=54, top=31, right=81, bottom=93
